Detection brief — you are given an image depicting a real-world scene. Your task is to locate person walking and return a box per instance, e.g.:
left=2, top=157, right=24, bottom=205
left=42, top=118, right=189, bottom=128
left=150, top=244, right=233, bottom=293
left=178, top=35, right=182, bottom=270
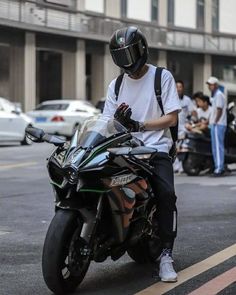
left=207, top=76, right=227, bottom=176
left=103, top=26, right=181, bottom=282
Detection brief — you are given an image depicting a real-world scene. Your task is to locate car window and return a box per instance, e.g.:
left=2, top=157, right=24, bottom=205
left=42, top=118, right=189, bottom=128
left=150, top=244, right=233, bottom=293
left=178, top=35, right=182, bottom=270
left=70, top=102, right=89, bottom=112
left=82, top=101, right=94, bottom=107
left=35, top=104, right=69, bottom=111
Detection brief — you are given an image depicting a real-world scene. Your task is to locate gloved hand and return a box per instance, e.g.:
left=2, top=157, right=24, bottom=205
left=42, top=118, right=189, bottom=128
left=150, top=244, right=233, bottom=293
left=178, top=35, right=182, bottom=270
left=114, top=103, right=140, bottom=132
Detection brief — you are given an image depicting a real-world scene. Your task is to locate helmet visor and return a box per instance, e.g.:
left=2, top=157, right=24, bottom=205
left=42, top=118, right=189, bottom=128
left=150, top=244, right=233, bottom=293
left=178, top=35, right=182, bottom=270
left=110, top=40, right=144, bottom=67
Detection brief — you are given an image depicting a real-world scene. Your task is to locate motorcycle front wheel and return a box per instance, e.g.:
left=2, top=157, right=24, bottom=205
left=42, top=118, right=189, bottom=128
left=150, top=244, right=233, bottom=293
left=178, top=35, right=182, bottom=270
left=42, top=210, right=90, bottom=295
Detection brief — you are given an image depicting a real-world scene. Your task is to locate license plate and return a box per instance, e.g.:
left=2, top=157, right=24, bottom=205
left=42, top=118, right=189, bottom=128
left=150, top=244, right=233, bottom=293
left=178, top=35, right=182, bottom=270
left=35, top=117, right=47, bottom=123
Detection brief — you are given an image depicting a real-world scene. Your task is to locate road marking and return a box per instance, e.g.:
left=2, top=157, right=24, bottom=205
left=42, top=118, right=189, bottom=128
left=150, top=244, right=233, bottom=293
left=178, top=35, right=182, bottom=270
left=0, top=162, right=37, bottom=170
left=188, top=267, right=236, bottom=295
left=135, top=243, right=236, bottom=295
left=0, top=231, right=11, bottom=236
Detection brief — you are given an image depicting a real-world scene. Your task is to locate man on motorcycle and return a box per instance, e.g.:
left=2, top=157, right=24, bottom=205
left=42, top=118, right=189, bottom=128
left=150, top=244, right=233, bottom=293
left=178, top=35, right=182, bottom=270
left=102, top=26, right=181, bottom=282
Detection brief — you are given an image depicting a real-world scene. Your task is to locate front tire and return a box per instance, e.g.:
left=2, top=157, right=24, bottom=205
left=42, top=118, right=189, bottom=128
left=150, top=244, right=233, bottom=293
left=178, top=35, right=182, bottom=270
left=42, top=210, right=90, bottom=295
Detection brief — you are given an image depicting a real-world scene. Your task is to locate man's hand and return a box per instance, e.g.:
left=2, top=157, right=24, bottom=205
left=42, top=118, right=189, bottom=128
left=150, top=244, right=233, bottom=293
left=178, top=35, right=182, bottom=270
left=114, top=103, right=140, bottom=132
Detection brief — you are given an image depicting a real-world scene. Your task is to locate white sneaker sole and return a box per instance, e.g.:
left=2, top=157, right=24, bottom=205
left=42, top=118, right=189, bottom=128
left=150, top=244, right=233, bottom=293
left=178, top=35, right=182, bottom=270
left=160, top=277, right=178, bottom=282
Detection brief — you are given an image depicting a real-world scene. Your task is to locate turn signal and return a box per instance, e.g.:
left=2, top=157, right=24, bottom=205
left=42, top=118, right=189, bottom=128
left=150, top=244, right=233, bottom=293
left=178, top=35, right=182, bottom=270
left=51, top=116, right=64, bottom=122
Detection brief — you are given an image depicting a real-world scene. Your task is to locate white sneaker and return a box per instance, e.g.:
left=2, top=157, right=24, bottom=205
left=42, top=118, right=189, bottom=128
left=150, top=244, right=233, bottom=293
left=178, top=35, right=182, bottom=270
left=159, top=254, right=178, bottom=282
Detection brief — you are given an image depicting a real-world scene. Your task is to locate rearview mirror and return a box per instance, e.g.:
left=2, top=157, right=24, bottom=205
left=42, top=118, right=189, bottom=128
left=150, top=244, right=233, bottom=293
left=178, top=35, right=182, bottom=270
left=26, top=127, right=45, bottom=142
left=129, top=146, right=157, bottom=155
left=42, top=134, right=66, bottom=146
left=26, top=127, right=66, bottom=146
left=107, top=146, right=156, bottom=158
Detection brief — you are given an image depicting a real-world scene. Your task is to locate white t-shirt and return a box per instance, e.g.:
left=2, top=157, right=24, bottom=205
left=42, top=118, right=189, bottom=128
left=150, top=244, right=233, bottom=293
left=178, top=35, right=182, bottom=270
left=102, top=64, right=181, bottom=153
left=209, top=89, right=227, bottom=126
left=178, top=95, right=196, bottom=137
left=197, top=106, right=212, bottom=121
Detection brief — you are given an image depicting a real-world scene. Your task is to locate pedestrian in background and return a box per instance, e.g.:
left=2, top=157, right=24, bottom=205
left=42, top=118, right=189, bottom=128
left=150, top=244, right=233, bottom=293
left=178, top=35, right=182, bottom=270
left=207, top=76, right=227, bottom=176
left=174, top=80, right=196, bottom=173
left=176, top=80, right=197, bottom=138
left=185, top=92, right=212, bottom=134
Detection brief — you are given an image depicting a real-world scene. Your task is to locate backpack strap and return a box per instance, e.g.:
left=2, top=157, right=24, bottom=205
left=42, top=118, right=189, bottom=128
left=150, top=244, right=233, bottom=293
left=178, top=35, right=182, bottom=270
left=154, top=67, right=165, bottom=116
left=154, top=67, right=178, bottom=143
left=114, top=73, right=125, bottom=101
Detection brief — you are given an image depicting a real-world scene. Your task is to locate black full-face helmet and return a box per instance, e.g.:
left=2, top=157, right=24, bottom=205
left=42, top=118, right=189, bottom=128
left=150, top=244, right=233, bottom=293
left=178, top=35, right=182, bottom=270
left=109, top=26, right=149, bottom=75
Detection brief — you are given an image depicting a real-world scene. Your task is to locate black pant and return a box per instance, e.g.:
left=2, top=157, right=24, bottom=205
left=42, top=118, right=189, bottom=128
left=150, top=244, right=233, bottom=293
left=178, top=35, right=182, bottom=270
left=150, top=152, right=177, bottom=249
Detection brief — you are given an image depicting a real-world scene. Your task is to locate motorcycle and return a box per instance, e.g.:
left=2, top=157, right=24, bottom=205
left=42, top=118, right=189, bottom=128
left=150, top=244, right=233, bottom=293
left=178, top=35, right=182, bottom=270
left=178, top=103, right=236, bottom=176
left=26, top=117, right=162, bottom=295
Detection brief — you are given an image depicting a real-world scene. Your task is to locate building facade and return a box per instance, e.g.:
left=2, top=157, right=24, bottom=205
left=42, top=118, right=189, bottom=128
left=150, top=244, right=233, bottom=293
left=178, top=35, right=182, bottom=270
left=0, top=0, right=236, bottom=111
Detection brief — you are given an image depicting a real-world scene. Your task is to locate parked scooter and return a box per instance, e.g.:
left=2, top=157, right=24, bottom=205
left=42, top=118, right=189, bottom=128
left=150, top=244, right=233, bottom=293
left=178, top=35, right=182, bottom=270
left=178, top=103, right=236, bottom=176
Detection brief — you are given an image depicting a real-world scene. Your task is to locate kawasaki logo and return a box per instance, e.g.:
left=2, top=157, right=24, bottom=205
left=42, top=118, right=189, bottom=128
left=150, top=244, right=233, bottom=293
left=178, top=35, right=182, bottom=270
left=118, top=37, right=125, bottom=45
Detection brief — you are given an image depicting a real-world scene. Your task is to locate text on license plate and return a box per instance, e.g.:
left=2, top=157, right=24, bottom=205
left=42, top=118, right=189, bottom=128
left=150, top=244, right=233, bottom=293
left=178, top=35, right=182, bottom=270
left=35, top=117, right=47, bottom=123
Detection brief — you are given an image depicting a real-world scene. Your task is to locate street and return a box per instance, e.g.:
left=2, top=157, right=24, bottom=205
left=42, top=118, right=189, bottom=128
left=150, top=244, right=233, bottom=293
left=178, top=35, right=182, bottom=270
left=0, top=143, right=236, bottom=295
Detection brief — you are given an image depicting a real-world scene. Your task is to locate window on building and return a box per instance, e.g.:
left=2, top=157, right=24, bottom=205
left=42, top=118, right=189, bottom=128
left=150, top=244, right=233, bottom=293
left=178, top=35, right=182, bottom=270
left=196, top=0, right=205, bottom=29
left=151, top=0, right=158, bottom=22
left=212, top=0, right=219, bottom=31
left=168, top=0, right=174, bottom=25
left=121, top=0, right=127, bottom=18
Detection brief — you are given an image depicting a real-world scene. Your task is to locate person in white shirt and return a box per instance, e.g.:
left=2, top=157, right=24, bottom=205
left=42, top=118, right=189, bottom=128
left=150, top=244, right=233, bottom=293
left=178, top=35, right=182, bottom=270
left=207, top=76, right=227, bottom=176
left=176, top=80, right=197, bottom=138
left=186, top=92, right=212, bottom=134
left=103, top=26, right=181, bottom=282
left=174, top=81, right=196, bottom=173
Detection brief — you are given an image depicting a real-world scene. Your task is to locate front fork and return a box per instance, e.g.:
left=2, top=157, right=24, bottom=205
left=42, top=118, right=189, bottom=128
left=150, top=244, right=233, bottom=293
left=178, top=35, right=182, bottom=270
left=56, top=194, right=103, bottom=253
left=80, top=195, right=103, bottom=246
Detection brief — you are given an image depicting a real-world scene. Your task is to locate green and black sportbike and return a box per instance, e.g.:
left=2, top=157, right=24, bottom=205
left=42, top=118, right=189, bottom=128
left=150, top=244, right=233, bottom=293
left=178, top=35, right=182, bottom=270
left=26, top=117, right=162, bottom=295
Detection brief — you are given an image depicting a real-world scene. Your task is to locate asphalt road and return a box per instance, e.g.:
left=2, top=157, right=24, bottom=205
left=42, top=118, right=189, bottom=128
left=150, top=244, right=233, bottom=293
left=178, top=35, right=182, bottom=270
left=0, top=143, right=236, bottom=295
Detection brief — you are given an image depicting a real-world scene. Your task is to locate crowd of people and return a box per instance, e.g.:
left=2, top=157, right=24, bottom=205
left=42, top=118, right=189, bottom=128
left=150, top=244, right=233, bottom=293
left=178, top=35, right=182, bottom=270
left=174, top=76, right=228, bottom=177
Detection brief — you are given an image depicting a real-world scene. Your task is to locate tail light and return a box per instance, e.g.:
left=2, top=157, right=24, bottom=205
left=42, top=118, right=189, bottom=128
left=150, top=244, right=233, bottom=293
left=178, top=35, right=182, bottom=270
left=51, top=116, right=64, bottom=122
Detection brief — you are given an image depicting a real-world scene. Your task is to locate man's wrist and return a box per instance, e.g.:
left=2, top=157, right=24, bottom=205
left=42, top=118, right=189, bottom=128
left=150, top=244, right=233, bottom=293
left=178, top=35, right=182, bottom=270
left=138, top=122, right=146, bottom=132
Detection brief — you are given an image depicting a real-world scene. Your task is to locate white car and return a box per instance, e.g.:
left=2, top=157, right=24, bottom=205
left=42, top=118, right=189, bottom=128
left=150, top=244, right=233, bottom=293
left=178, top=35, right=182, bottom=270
left=27, top=100, right=101, bottom=138
left=0, top=97, right=33, bottom=145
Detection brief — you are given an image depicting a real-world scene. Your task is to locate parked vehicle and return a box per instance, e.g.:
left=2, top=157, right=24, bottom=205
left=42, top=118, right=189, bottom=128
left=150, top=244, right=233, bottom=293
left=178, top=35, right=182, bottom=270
left=0, top=97, right=32, bottom=145
left=179, top=103, right=236, bottom=176
left=27, top=100, right=101, bottom=138
left=26, top=117, right=162, bottom=295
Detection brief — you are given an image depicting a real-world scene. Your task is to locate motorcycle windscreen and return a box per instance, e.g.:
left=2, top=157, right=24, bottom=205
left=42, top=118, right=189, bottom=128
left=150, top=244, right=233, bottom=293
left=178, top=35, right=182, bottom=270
left=77, top=118, right=127, bottom=148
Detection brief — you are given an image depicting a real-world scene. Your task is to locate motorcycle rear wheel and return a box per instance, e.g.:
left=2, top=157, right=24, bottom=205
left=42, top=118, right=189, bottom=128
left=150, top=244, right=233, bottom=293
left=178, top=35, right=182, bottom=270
left=42, top=210, right=90, bottom=295
left=127, top=205, right=162, bottom=264
left=183, top=154, right=202, bottom=176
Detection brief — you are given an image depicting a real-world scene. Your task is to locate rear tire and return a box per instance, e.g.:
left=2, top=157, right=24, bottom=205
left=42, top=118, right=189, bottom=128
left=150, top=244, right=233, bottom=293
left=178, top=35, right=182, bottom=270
left=127, top=204, right=162, bottom=264
left=183, top=154, right=202, bottom=176
left=42, top=210, right=90, bottom=295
